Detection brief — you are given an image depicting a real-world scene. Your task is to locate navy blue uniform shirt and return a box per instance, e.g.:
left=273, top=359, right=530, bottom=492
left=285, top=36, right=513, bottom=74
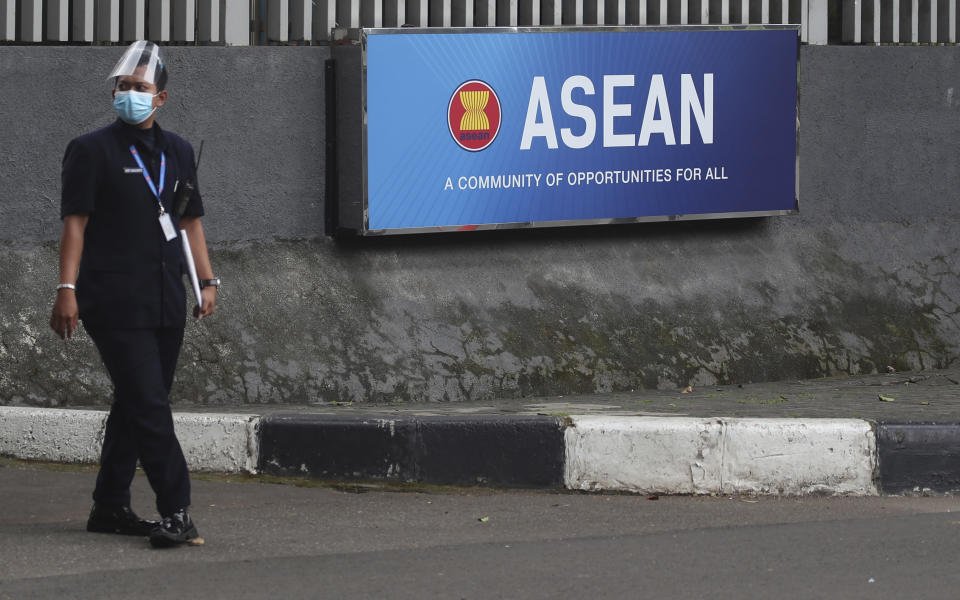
left=61, top=119, right=204, bottom=329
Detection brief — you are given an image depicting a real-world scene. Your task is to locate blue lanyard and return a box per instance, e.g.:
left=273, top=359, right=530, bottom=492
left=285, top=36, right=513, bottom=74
left=129, top=145, right=166, bottom=214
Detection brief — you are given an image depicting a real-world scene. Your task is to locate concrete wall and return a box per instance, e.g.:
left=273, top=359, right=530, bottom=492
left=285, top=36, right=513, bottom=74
left=1, top=45, right=959, bottom=406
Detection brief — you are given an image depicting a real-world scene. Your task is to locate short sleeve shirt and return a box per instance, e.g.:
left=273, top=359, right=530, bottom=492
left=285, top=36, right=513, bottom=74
left=61, top=119, right=205, bottom=329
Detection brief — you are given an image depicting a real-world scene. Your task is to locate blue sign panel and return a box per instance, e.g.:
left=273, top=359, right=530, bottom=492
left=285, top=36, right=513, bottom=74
left=363, top=27, right=798, bottom=234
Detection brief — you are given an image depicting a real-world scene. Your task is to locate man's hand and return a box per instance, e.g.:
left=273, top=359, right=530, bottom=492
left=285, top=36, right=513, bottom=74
left=50, top=289, right=79, bottom=339
left=194, top=286, right=217, bottom=319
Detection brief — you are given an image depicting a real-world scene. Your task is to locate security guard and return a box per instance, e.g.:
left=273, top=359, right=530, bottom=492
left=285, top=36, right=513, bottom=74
left=49, top=41, right=218, bottom=548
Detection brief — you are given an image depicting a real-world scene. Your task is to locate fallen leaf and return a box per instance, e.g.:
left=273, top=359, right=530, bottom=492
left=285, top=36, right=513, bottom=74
left=646, top=494, right=659, bottom=501
left=681, top=386, right=694, bottom=394
left=878, top=394, right=895, bottom=402
left=478, top=516, right=490, bottom=523
left=920, top=401, right=930, bottom=406
left=187, top=537, right=205, bottom=546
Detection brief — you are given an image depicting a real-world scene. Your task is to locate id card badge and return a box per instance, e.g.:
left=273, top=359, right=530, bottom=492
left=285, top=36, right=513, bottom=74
left=159, top=212, right=177, bottom=241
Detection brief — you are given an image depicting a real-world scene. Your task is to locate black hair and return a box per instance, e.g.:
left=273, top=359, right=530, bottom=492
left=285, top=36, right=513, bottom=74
left=138, top=53, right=168, bottom=91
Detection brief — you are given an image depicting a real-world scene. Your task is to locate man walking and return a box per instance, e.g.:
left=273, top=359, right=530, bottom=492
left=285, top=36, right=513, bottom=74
left=49, top=41, right=219, bottom=548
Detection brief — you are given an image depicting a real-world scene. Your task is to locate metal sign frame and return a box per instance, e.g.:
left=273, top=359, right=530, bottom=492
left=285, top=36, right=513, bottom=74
left=332, top=25, right=800, bottom=236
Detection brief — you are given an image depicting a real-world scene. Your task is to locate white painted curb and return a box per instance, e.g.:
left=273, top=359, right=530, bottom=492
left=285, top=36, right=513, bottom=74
left=564, top=416, right=878, bottom=496
left=0, top=407, right=107, bottom=464
left=173, top=413, right=260, bottom=474
left=0, top=407, right=260, bottom=474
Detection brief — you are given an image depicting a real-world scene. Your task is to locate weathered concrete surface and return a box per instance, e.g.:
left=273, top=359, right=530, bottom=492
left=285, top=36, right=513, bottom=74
left=0, top=407, right=106, bottom=463
left=720, top=419, right=877, bottom=495
left=564, top=416, right=878, bottom=495
left=1, top=46, right=960, bottom=405
left=172, top=413, right=259, bottom=473
left=0, top=46, right=327, bottom=243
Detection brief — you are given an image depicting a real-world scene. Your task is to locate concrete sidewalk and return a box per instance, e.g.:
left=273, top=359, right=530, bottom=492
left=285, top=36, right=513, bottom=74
left=2, top=369, right=959, bottom=496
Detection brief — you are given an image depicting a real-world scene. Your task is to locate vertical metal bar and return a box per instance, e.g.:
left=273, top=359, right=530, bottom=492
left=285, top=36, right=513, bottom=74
left=939, top=0, right=957, bottom=44
left=472, top=0, right=488, bottom=24
left=740, top=0, right=748, bottom=22
left=336, top=0, right=358, bottom=26
left=899, top=0, right=914, bottom=40
left=0, top=0, right=13, bottom=41
left=150, top=0, right=171, bottom=41
left=223, top=0, right=248, bottom=44
left=761, top=0, right=769, bottom=21
left=872, top=0, right=881, bottom=40
left=267, top=0, right=286, bottom=40
left=782, top=0, right=789, bottom=21
left=843, top=0, right=861, bottom=41
left=198, top=0, right=220, bottom=40
left=452, top=0, right=474, bottom=25
left=495, top=0, right=517, bottom=24
left=721, top=0, right=729, bottom=22
left=289, top=0, right=310, bottom=39
left=313, top=0, right=333, bottom=40
left=801, top=0, right=809, bottom=37
left=430, top=0, right=450, bottom=25
left=562, top=0, right=583, bottom=23
left=173, top=0, right=196, bottom=40
left=20, top=0, right=42, bottom=40
left=582, top=0, right=594, bottom=22
left=540, top=0, right=560, bottom=22
left=807, top=0, right=828, bottom=42
left=937, top=0, right=953, bottom=40
left=96, top=0, right=120, bottom=41
left=122, top=0, right=145, bottom=40
left=660, top=0, right=668, bottom=22
left=361, top=0, right=383, bottom=25
left=861, top=0, right=871, bottom=38
left=704, top=0, right=711, bottom=22
left=47, top=0, right=70, bottom=40
left=930, top=0, right=937, bottom=41
left=405, top=0, right=426, bottom=24
left=606, top=0, right=615, bottom=22
left=881, top=0, right=898, bottom=39
left=382, top=0, right=400, bottom=25
left=911, top=0, right=919, bottom=41
left=919, top=0, right=934, bottom=40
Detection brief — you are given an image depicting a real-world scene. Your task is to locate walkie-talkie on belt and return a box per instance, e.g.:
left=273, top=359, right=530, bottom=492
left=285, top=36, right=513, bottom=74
left=175, top=140, right=203, bottom=218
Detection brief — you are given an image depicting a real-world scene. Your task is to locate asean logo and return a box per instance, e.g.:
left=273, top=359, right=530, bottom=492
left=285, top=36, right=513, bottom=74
left=448, top=80, right=501, bottom=152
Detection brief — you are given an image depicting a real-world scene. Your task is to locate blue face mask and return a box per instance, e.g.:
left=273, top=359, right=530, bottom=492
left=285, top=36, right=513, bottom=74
left=113, top=90, right=157, bottom=125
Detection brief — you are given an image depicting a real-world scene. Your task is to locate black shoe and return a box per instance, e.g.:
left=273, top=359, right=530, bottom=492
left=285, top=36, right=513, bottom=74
left=149, top=509, right=199, bottom=548
left=86, top=503, right=159, bottom=536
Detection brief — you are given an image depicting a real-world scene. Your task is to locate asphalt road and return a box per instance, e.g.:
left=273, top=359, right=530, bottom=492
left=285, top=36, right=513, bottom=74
left=2, top=458, right=959, bottom=599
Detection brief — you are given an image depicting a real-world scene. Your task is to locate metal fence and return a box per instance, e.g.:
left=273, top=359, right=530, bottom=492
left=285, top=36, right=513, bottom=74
left=0, top=0, right=952, bottom=45
left=843, top=0, right=958, bottom=42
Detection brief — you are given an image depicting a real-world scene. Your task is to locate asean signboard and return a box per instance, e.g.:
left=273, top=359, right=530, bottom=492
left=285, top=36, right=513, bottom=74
left=330, top=26, right=799, bottom=236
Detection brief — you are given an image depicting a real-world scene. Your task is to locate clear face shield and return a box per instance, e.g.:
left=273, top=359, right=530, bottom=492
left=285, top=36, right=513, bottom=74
left=108, top=40, right=164, bottom=88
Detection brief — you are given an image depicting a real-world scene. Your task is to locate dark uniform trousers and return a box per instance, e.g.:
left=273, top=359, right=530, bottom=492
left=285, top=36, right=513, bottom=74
left=87, top=327, right=190, bottom=516
left=62, top=119, right=204, bottom=518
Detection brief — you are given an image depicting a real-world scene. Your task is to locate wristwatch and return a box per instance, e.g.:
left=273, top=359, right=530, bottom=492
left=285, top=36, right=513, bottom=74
left=200, top=278, right=220, bottom=289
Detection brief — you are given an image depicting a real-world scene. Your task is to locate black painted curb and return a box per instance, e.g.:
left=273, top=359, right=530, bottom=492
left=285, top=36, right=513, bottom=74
left=256, top=415, right=960, bottom=494
left=258, top=414, right=566, bottom=488
left=877, top=423, right=960, bottom=494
